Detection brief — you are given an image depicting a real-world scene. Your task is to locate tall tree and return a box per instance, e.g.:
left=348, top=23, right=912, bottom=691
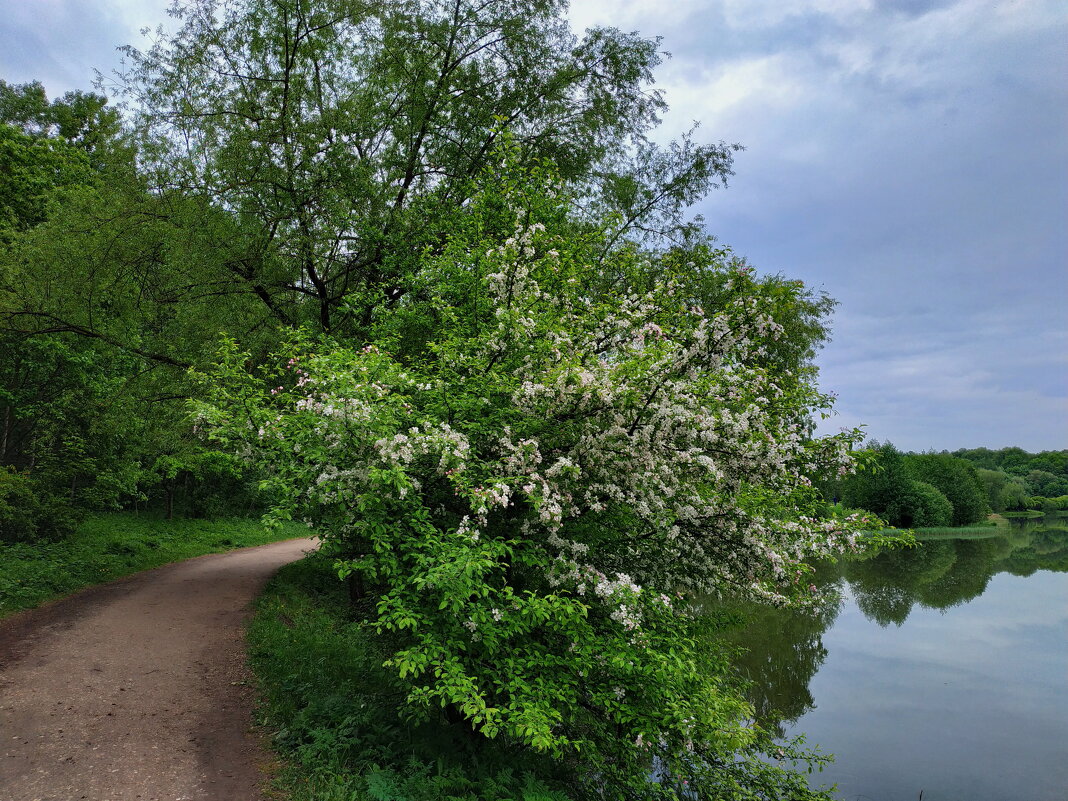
left=0, top=80, right=122, bottom=155
left=114, top=0, right=738, bottom=336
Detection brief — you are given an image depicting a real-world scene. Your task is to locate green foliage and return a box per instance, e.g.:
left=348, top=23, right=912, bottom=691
left=0, top=512, right=305, bottom=617
left=1000, top=478, right=1032, bottom=511
left=0, top=123, right=92, bottom=244
left=0, top=467, right=77, bottom=544
left=0, top=0, right=890, bottom=794
left=248, top=555, right=576, bottom=801
left=118, top=0, right=739, bottom=337
left=200, top=148, right=863, bottom=798
left=841, top=444, right=993, bottom=528
left=953, top=447, right=1068, bottom=486
left=0, top=80, right=123, bottom=156
left=839, top=442, right=916, bottom=528
left=907, top=480, right=953, bottom=528
left=903, top=453, right=989, bottom=526
left=0, top=80, right=274, bottom=522
left=250, top=556, right=837, bottom=801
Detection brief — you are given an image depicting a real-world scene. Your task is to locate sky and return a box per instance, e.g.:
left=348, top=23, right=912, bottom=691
left=2, top=0, right=1065, bottom=452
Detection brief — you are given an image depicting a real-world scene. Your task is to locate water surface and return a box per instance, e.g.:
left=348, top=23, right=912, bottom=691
left=724, top=517, right=1068, bottom=800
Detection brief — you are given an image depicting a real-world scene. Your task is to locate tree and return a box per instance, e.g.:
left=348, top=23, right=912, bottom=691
left=0, top=123, right=92, bottom=244
left=909, top=480, right=953, bottom=528
left=976, top=468, right=1012, bottom=512
left=0, top=80, right=266, bottom=518
left=840, top=442, right=914, bottom=526
left=114, top=0, right=739, bottom=336
left=999, top=479, right=1031, bottom=511
left=196, top=153, right=869, bottom=799
left=0, top=80, right=123, bottom=157
left=904, top=453, right=989, bottom=526
left=1025, top=469, right=1068, bottom=499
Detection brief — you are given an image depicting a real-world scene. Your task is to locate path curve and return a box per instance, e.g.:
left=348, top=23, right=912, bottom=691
left=0, top=537, right=317, bottom=801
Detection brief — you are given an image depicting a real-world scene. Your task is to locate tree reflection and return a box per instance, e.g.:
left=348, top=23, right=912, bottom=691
left=718, top=572, right=843, bottom=736
left=719, top=519, right=1068, bottom=735
left=846, top=520, right=1068, bottom=626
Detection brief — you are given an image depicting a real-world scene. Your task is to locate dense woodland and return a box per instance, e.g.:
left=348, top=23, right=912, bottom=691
left=821, top=444, right=1068, bottom=531
left=0, top=2, right=1062, bottom=799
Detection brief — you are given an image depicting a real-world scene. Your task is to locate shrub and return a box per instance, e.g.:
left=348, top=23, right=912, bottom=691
left=908, top=480, right=953, bottom=528
left=904, top=454, right=989, bottom=526
left=0, top=468, right=77, bottom=543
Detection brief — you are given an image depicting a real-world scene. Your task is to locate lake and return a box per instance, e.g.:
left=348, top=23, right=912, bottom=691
left=722, top=517, right=1068, bottom=800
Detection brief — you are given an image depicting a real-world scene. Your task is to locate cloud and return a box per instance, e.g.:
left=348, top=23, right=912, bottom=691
left=0, top=0, right=172, bottom=95
left=591, top=0, right=1068, bottom=450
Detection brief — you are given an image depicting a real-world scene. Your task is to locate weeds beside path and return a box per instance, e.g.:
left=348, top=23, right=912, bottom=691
left=0, top=512, right=308, bottom=618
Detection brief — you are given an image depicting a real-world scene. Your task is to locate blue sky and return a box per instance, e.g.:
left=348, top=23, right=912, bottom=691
left=3, top=0, right=1065, bottom=452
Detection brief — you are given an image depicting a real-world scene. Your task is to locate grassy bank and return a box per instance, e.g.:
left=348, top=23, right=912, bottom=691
left=1000, top=510, right=1068, bottom=520
left=247, top=555, right=571, bottom=801
left=0, top=512, right=308, bottom=618
left=911, top=521, right=1005, bottom=538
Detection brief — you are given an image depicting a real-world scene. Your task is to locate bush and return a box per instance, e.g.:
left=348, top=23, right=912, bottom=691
left=200, top=152, right=863, bottom=799
left=908, top=480, right=953, bottom=528
left=904, top=454, right=989, bottom=526
left=0, top=468, right=77, bottom=543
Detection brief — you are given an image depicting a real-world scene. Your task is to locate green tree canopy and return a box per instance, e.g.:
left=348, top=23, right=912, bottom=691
left=904, top=453, right=989, bottom=526
left=115, top=0, right=739, bottom=336
left=908, top=480, right=953, bottom=528
left=0, top=80, right=122, bottom=154
left=195, top=150, right=869, bottom=798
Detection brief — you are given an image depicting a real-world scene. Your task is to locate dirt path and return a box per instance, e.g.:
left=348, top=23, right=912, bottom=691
left=0, top=537, right=317, bottom=801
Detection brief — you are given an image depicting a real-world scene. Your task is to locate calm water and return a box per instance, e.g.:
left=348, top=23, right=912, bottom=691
left=723, top=518, right=1068, bottom=801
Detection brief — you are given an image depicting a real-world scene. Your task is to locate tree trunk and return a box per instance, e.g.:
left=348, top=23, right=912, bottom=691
left=0, top=405, right=10, bottom=463
left=346, top=571, right=365, bottom=604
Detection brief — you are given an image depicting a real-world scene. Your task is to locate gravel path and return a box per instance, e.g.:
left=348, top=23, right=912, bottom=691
left=0, top=537, right=316, bottom=801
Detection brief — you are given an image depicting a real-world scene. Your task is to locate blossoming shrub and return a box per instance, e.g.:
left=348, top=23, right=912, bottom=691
left=196, top=154, right=874, bottom=798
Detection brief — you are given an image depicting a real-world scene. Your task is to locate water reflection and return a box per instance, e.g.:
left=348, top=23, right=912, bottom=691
left=719, top=580, right=842, bottom=737
left=723, top=517, right=1068, bottom=733
left=847, top=520, right=1068, bottom=627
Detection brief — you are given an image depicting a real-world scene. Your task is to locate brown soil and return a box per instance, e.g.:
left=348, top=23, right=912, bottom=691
left=0, top=537, right=316, bottom=801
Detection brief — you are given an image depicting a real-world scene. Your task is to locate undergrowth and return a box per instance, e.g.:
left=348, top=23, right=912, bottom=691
left=247, top=555, right=574, bottom=801
left=0, top=512, right=307, bottom=617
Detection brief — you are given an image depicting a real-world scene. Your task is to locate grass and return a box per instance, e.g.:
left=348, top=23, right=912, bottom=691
left=247, top=555, right=572, bottom=801
left=0, top=511, right=308, bottom=618
left=872, top=516, right=1009, bottom=541
left=911, top=529, right=1004, bottom=540
left=911, top=521, right=1006, bottom=538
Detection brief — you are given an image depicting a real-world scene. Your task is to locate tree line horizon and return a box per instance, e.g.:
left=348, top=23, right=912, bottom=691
left=822, top=443, right=1068, bottom=532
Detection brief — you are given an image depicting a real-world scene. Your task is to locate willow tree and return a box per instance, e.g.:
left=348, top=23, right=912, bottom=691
left=115, top=0, right=738, bottom=336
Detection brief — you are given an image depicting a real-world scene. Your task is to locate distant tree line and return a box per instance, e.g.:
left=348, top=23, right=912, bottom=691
left=822, top=444, right=1068, bottom=529
left=953, top=447, right=1068, bottom=513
